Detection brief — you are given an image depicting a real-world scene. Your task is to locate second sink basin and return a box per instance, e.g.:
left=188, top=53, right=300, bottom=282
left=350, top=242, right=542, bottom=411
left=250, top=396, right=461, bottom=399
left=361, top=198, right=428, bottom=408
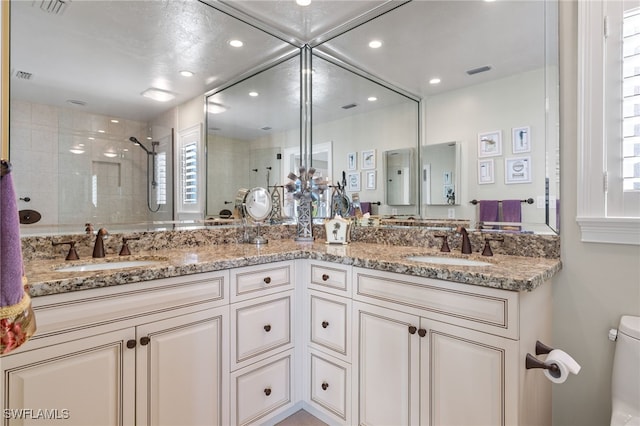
left=406, top=255, right=492, bottom=267
left=55, top=260, right=162, bottom=273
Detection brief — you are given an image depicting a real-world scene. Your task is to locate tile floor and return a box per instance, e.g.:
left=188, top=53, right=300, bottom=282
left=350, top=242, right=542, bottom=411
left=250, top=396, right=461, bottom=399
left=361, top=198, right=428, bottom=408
left=275, top=409, right=328, bottom=426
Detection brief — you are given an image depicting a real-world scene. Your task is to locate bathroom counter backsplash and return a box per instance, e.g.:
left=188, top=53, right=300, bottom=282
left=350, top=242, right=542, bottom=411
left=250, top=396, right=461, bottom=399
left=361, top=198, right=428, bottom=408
left=21, top=224, right=560, bottom=261
left=24, top=240, right=562, bottom=298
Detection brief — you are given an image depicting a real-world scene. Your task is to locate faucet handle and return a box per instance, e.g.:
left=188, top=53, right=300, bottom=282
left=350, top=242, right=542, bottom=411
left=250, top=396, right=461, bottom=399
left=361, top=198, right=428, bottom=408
left=119, top=236, right=140, bottom=256
left=434, top=234, right=450, bottom=252
left=52, top=240, right=80, bottom=261
left=481, top=237, right=504, bottom=257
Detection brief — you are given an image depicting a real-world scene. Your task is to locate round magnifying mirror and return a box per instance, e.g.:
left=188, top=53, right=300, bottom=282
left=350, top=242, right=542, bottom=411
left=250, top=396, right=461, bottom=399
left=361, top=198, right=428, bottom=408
left=244, top=187, right=272, bottom=244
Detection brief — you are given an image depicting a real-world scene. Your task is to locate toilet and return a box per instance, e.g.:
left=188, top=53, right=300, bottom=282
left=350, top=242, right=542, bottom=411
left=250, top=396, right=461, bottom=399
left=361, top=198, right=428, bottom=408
left=611, top=315, right=640, bottom=426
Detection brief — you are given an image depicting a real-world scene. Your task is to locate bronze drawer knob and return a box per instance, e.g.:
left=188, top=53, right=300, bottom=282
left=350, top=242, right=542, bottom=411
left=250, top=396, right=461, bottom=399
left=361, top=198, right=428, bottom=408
left=264, top=388, right=272, bottom=396
left=321, top=382, right=329, bottom=391
left=321, top=274, right=329, bottom=281
left=263, top=277, right=272, bottom=284
left=321, top=321, right=329, bottom=329
left=264, top=324, right=271, bottom=332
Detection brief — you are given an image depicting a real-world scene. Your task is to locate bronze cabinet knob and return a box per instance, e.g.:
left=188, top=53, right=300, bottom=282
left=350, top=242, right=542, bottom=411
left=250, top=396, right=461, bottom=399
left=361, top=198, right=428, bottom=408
left=264, top=325, right=271, bottom=332
left=321, top=321, right=329, bottom=329
left=126, top=339, right=136, bottom=349
left=321, top=382, right=329, bottom=391
left=264, top=388, right=272, bottom=396
left=140, top=336, right=151, bottom=345
left=408, top=325, right=417, bottom=335
left=263, top=277, right=272, bottom=284
left=321, top=274, right=329, bottom=281
left=418, top=329, right=427, bottom=337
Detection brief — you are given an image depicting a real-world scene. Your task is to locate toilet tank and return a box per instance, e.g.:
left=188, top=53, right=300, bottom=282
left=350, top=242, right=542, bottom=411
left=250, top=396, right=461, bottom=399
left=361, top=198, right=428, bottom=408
left=611, top=315, right=640, bottom=426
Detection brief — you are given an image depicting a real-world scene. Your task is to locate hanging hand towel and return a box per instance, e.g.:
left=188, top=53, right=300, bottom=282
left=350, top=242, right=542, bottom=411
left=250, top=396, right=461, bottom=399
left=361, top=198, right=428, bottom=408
left=478, top=200, right=499, bottom=229
left=501, top=199, right=522, bottom=231
left=1, top=160, right=36, bottom=355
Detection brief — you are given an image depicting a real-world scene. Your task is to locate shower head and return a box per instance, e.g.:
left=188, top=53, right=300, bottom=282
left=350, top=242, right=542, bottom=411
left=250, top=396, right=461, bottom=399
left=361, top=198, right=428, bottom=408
left=128, top=136, right=151, bottom=154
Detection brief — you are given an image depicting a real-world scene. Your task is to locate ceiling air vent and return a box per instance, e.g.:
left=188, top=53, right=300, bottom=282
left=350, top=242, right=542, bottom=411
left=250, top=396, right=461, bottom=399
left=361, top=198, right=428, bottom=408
left=466, top=65, right=492, bottom=76
left=14, top=70, right=33, bottom=80
left=341, top=103, right=358, bottom=110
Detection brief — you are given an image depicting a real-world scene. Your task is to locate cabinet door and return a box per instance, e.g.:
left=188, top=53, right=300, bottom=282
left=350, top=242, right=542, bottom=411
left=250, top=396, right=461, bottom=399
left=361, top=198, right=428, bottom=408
left=1, top=329, right=135, bottom=426
left=136, top=306, right=229, bottom=426
left=353, top=302, right=420, bottom=426
left=422, top=318, right=518, bottom=426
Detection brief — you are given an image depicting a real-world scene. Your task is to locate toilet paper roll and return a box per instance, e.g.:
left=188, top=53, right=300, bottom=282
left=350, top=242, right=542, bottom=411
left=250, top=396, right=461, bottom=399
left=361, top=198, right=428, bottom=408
left=543, top=349, right=581, bottom=384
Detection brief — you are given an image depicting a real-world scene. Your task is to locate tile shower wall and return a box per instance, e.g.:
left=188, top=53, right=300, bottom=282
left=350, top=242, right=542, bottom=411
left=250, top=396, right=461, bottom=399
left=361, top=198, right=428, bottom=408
left=9, top=100, right=164, bottom=227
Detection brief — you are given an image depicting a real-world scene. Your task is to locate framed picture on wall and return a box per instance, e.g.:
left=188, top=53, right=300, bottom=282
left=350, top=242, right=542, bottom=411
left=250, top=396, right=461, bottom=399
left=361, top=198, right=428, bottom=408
left=347, top=172, right=361, bottom=191
left=512, top=126, right=531, bottom=153
left=505, top=156, right=532, bottom=184
left=478, top=159, right=495, bottom=184
left=365, top=170, right=376, bottom=190
left=362, top=149, right=376, bottom=169
left=478, top=130, right=503, bottom=157
left=347, top=152, right=357, bottom=170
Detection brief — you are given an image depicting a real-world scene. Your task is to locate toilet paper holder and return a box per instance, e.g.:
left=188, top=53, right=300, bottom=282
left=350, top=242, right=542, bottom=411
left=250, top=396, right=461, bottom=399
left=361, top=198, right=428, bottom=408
left=525, top=340, right=561, bottom=377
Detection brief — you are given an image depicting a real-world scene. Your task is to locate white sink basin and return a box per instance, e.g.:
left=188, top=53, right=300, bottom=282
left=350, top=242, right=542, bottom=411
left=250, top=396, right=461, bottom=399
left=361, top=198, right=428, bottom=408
left=55, top=260, right=162, bottom=273
left=406, top=255, right=492, bottom=267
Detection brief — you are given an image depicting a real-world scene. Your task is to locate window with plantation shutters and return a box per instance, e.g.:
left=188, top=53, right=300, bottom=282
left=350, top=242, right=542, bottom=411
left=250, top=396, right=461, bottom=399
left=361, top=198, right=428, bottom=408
left=578, top=0, right=640, bottom=245
left=177, top=124, right=202, bottom=215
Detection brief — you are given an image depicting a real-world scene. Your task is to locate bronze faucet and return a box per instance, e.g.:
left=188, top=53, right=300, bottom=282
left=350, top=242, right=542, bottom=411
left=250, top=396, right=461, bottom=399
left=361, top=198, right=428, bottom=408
left=457, top=226, right=472, bottom=254
left=92, top=228, right=109, bottom=258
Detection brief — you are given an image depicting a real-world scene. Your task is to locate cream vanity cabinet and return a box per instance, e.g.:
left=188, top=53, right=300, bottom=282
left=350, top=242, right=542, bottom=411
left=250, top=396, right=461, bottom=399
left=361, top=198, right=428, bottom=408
left=229, top=261, right=297, bottom=426
left=304, top=260, right=353, bottom=425
left=0, top=271, right=229, bottom=426
left=351, top=267, right=552, bottom=426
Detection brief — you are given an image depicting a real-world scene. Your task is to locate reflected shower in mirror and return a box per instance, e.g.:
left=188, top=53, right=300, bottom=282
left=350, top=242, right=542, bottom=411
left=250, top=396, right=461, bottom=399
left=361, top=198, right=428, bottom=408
left=422, top=142, right=461, bottom=206
left=385, top=148, right=416, bottom=206
left=205, top=54, right=301, bottom=220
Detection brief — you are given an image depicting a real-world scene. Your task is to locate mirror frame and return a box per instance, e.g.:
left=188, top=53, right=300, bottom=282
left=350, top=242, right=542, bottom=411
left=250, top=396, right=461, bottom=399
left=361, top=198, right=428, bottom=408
left=1, top=1, right=9, bottom=160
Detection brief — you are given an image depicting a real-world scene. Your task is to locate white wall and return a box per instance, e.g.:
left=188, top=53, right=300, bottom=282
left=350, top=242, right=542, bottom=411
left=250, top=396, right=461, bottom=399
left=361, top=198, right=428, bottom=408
left=553, top=3, right=640, bottom=425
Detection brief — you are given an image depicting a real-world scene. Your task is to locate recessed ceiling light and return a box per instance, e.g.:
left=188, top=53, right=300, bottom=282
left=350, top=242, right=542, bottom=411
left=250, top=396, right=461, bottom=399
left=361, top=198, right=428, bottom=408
left=369, top=40, right=382, bottom=49
left=141, top=88, right=175, bottom=102
left=88, top=137, right=95, bottom=140
left=180, top=70, right=194, bottom=77
left=249, top=91, right=259, bottom=97
left=110, top=119, right=119, bottom=123
left=229, top=39, right=244, bottom=48
left=98, top=129, right=105, bottom=133
left=103, top=151, right=118, bottom=158
left=208, top=102, right=228, bottom=114
left=296, top=0, right=311, bottom=5
left=368, top=96, right=378, bottom=102
left=69, top=147, right=85, bottom=155
left=429, top=78, right=441, bottom=85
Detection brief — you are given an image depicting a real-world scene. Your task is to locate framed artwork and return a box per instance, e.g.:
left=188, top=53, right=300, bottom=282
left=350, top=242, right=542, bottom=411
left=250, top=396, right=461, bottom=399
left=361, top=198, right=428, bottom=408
left=347, top=152, right=357, bottom=170
left=362, top=149, right=376, bottom=169
left=478, top=130, right=503, bottom=157
left=512, top=126, right=531, bottom=153
left=365, top=170, right=376, bottom=190
left=505, top=156, right=532, bottom=184
left=347, top=171, right=361, bottom=191
left=478, top=159, right=495, bottom=184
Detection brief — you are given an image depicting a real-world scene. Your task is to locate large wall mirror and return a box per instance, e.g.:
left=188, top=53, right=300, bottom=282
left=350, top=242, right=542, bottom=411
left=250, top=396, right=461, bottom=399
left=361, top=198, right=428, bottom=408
left=314, top=0, right=559, bottom=233
left=7, top=0, right=559, bottom=236
left=205, top=54, right=301, bottom=220
left=8, top=0, right=297, bottom=234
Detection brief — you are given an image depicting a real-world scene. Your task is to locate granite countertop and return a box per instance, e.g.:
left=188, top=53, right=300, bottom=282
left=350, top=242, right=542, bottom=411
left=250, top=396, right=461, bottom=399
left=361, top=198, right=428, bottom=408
left=24, top=241, right=562, bottom=297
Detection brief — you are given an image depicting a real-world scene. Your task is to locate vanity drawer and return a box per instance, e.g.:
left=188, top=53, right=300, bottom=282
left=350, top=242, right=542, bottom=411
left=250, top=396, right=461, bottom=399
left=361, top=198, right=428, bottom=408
left=353, top=267, right=519, bottom=339
left=309, top=291, right=351, bottom=360
left=231, top=292, right=293, bottom=369
left=308, top=350, right=351, bottom=424
left=309, top=261, right=351, bottom=296
left=231, top=350, right=294, bottom=426
left=230, top=261, right=294, bottom=303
